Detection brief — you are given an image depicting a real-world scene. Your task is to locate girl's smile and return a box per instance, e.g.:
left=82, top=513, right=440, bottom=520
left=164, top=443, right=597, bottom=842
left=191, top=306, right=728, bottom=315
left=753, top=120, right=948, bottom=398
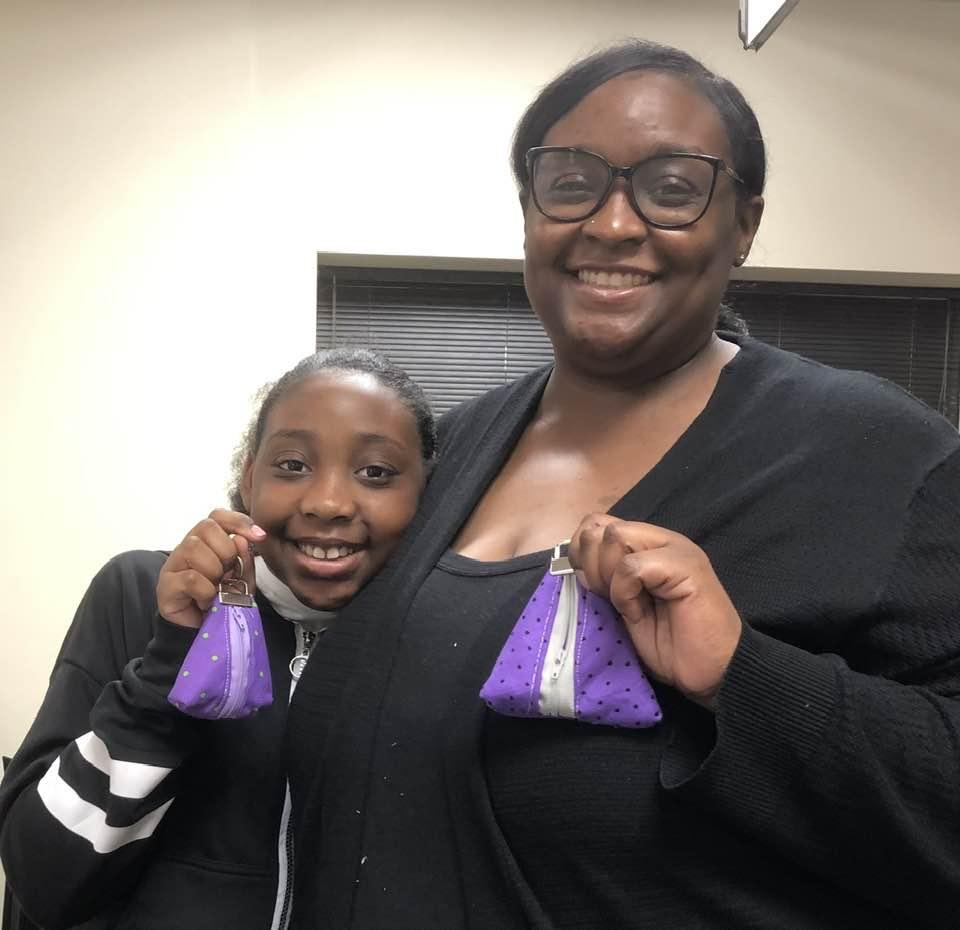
left=288, top=538, right=367, bottom=579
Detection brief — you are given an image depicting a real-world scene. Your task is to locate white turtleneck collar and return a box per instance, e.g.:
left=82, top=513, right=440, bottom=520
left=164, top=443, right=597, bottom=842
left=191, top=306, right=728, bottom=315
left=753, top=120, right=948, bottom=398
left=254, top=556, right=335, bottom=632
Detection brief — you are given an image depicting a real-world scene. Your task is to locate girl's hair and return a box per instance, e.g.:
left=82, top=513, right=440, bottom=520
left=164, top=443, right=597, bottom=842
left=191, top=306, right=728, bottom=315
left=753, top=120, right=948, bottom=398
left=227, top=347, right=436, bottom=511
left=511, top=39, right=767, bottom=201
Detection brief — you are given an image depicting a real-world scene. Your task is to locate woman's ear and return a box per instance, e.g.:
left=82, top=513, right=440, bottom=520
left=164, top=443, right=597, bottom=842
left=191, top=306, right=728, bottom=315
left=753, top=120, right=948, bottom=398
left=734, top=195, right=764, bottom=265
left=520, top=190, right=533, bottom=252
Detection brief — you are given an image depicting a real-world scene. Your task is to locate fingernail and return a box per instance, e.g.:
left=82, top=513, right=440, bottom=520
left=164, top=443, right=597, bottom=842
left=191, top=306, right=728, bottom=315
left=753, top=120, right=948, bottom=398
left=251, top=525, right=267, bottom=538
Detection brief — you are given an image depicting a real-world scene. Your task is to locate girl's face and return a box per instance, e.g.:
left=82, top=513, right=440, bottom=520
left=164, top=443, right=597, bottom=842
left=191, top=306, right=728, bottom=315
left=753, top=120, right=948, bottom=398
left=241, top=371, right=426, bottom=610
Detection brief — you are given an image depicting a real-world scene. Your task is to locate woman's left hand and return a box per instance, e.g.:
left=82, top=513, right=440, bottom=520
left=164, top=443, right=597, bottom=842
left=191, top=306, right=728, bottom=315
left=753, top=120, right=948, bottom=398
left=569, top=514, right=743, bottom=711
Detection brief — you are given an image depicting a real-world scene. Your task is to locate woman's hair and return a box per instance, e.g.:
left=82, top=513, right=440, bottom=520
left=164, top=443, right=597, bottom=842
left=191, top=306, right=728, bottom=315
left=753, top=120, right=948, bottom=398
left=716, top=305, right=749, bottom=334
left=511, top=39, right=767, bottom=201
left=227, top=347, right=436, bottom=512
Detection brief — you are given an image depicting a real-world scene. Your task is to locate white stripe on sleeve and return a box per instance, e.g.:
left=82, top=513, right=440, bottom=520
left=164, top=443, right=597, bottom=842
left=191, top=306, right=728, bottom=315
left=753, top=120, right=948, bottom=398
left=37, top=756, right=174, bottom=854
left=75, top=731, right=173, bottom=800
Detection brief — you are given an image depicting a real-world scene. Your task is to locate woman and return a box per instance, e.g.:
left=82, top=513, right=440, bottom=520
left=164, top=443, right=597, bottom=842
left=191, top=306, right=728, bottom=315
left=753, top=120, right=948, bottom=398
left=286, top=42, right=960, bottom=929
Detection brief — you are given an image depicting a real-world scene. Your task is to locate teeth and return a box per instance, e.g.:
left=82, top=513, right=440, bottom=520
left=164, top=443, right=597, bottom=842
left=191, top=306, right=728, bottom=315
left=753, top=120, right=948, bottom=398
left=297, top=543, right=357, bottom=561
left=578, top=269, right=653, bottom=288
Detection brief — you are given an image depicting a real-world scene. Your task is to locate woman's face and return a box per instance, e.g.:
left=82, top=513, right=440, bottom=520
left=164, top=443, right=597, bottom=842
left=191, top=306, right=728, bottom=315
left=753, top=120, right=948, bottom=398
left=522, top=71, right=763, bottom=379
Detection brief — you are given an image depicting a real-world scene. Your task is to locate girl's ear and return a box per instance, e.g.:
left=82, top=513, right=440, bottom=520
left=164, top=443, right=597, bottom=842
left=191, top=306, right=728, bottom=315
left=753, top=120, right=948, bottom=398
left=239, top=455, right=255, bottom=513
left=420, top=457, right=434, bottom=489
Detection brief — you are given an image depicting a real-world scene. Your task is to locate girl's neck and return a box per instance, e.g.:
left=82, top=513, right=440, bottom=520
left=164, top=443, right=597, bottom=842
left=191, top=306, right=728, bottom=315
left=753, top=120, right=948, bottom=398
left=254, top=556, right=335, bottom=630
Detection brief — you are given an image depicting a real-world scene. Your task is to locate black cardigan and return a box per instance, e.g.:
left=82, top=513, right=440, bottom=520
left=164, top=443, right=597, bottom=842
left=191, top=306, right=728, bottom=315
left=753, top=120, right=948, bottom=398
left=286, top=336, right=960, bottom=929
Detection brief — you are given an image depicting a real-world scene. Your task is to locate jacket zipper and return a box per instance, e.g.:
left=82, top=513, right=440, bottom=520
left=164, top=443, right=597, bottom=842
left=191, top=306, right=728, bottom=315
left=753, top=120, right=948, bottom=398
left=275, top=791, right=296, bottom=930
left=272, top=622, right=325, bottom=930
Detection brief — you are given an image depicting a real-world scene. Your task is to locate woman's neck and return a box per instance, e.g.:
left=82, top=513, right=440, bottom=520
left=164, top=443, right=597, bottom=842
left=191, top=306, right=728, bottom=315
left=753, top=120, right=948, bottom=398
left=540, top=333, right=738, bottom=425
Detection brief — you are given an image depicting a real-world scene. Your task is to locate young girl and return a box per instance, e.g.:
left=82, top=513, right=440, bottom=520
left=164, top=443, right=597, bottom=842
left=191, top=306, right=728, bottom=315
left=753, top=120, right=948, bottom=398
left=0, top=348, right=435, bottom=930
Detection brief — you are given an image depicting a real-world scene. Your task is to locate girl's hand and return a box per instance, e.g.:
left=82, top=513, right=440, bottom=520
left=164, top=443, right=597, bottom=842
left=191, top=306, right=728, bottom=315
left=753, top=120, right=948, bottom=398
left=569, top=514, right=742, bottom=711
left=157, top=509, right=266, bottom=628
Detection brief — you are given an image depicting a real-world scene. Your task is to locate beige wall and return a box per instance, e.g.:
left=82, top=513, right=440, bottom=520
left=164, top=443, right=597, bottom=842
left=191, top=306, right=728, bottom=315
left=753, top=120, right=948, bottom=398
left=1, top=0, right=958, bottom=763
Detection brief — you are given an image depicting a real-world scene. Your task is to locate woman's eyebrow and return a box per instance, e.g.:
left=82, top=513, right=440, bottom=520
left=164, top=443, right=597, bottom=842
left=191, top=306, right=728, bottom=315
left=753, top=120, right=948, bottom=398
left=587, top=143, right=712, bottom=167
left=644, top=143, right=710, bottom=158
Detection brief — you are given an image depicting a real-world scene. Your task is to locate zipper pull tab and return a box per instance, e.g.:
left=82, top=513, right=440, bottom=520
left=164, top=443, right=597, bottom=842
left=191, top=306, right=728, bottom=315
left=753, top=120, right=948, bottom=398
left=289, top=652, right=310, bottom=681
left=219, top=555, right=254, bottom=607
left=549, top=539, right=574, bottom=575
left=289, top=624, right=327, bottom=681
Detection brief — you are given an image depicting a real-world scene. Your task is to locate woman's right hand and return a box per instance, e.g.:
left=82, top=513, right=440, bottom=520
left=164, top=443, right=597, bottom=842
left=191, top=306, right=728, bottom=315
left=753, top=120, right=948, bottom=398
left=157, top=509, right=266, bottom=628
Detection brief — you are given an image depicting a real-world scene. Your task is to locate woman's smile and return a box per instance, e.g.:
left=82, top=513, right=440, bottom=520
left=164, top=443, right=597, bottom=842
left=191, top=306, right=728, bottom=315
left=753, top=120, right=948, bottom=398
left=568, top=264, right=662, bottom=305
left=575, top=268, right=658, bottom=289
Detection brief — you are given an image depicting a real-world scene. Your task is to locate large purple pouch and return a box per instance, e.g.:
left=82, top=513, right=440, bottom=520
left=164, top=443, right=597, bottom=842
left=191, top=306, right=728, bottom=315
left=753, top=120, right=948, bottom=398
left=480, top=544, right=662, bottom=729
left=167, top=579, right=272, bottom=720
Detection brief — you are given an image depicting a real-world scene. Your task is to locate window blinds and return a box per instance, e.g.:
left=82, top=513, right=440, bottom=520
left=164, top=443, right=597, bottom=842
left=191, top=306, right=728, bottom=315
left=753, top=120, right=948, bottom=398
left=317, top=265, right=959, bottom=424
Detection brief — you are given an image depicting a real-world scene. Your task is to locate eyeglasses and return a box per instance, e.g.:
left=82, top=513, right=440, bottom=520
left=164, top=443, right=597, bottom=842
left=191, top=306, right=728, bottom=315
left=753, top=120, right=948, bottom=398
left=526, top=146, right=744, bottom=228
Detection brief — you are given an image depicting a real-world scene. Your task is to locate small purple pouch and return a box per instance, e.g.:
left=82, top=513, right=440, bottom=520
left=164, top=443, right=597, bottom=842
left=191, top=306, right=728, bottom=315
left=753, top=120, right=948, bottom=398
left=480, top=542, right=662, bottom=729
left=167, top=573, right=272, bottom=720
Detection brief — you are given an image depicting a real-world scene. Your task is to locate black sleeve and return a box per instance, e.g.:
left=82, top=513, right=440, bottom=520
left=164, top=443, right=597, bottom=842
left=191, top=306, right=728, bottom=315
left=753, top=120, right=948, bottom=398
left=661, top=449, right=960, bottom=924
left=0, top=551, right=205, bottom=930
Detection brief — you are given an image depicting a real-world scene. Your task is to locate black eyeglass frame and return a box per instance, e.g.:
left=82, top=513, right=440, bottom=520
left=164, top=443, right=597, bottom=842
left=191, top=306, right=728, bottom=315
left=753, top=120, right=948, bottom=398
left=525, top=145, right=745, bottom=229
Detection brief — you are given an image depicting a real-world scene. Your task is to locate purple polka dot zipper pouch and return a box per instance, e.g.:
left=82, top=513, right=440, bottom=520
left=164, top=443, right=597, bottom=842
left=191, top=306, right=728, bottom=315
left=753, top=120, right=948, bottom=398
left=480, top=542, right=662, bottom=729
left=167, top=574, right=273, bottom=720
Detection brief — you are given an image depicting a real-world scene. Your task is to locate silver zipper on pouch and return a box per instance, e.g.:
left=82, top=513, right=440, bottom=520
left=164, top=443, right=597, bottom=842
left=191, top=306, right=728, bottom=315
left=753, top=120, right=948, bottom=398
left=539, top=541, right=578, bottom=717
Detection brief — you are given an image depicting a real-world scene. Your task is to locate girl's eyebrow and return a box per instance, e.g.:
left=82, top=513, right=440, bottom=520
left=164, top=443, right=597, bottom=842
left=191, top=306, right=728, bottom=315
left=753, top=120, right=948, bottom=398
left=356, top=432, right=409, bottom=454
left=266, top=428, right=315, bottom=443
left=266, top=429, right=408, bottom=454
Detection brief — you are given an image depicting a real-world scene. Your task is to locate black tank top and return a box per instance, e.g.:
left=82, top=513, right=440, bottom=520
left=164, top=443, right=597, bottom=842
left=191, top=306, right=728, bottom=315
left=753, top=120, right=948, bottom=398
left=350, top=547, right=698, bottom=930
